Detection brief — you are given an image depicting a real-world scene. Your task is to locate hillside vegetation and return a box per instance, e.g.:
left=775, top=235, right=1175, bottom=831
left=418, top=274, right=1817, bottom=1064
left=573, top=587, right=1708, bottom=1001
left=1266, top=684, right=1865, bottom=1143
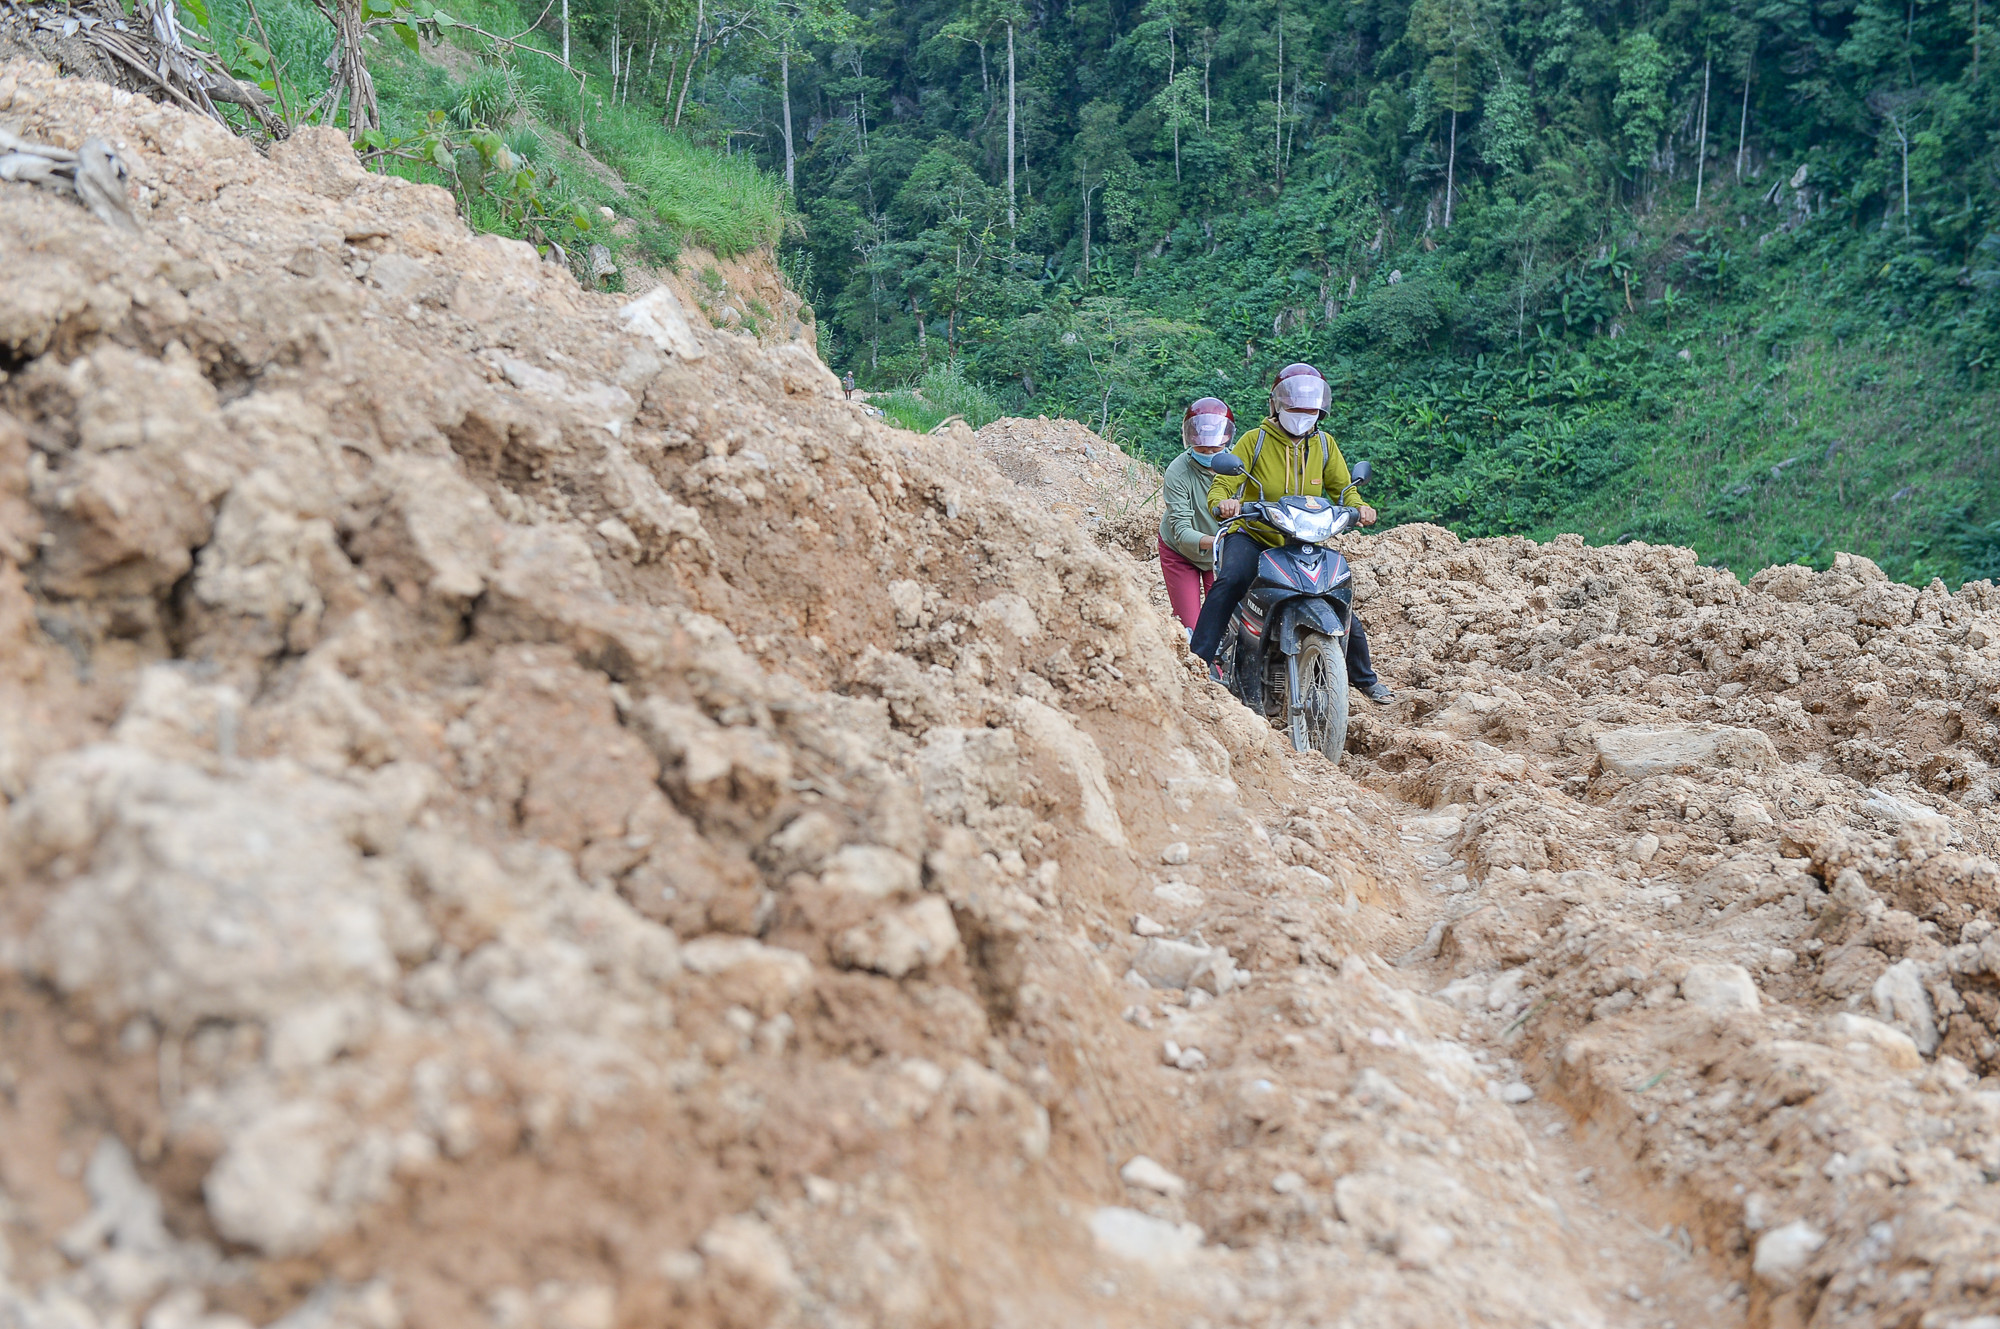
left=740, top=0, right=1998, bottom=584
left=14, top=68, right=2000, bottom=1323
left=187, top=0, right=785, bottom=274
left=157, top=0, right=2000, bottom=583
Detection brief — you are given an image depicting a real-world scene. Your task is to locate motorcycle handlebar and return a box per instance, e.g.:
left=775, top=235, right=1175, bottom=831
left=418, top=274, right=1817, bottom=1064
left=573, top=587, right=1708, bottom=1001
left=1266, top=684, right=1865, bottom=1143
left=1222, top=502, right=1362, bottom=539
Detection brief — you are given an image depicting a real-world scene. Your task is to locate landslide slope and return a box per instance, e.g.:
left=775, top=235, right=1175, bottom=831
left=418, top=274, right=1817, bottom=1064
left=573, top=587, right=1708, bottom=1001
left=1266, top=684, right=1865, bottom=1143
left=5, top=60, right=2000, bottom=1329
left=0, top=61, right=1513, bottom=1329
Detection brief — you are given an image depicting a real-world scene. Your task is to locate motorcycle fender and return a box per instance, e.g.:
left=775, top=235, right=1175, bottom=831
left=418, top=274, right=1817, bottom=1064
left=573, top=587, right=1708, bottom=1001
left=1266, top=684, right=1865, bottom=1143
left=1277, top=597, right=1349, bottom=654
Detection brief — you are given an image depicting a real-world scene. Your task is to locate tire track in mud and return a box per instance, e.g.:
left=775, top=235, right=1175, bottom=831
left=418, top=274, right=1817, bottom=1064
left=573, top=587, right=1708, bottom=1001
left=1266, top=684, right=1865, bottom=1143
left=1313, top=527, right=2000, bottom=1328
left=1383, top=802, right=1747, bottom=1329
left=966, top=418, right=2000, bottom=1327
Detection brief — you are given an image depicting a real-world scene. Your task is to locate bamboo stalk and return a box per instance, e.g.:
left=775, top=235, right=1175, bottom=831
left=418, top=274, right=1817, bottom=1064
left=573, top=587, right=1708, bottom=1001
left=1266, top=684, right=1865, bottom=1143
left=241, top=0, right=294, bottom=122
left=91, top=33, right=209, bottom=115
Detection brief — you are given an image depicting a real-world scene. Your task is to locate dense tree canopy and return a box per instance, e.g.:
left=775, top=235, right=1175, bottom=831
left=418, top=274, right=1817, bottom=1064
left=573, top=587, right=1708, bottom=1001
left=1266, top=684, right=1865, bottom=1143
left=537, top=0, right=2000, bottom=580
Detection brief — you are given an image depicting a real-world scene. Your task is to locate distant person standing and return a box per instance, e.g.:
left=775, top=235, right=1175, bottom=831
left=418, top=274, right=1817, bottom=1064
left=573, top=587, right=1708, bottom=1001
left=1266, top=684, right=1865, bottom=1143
left=842, top=371, right=856, bottom=400
left=1158, top=398, right=1234, bottom=633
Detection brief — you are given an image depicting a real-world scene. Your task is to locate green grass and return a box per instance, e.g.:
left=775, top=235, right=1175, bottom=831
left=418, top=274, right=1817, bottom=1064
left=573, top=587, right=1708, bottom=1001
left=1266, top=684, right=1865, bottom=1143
left=1295, top=178, right=2000, bottom=591
left=1550, top=334, right=2000, bottom=584
left=584, top=114, right=783, bottom=257
left=876, top=363, right=1007, bottom=434
left=203, top=0, right=783, bottom=261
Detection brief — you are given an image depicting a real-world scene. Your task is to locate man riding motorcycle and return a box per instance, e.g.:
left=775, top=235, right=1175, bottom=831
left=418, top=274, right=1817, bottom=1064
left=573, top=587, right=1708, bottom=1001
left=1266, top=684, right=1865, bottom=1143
left=1187, top=363, right=1396, bottom=704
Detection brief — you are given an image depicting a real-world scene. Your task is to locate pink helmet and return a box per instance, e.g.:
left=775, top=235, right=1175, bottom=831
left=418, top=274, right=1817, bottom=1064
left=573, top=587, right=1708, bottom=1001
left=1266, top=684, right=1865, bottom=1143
left=1270, top=363, right=1330, bottom=437
left=1182, top=397, right=1234, bottom=450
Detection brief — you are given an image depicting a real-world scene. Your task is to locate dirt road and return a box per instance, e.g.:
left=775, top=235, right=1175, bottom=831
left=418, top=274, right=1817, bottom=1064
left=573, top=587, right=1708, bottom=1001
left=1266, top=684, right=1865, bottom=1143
left=3, top=59, right=1998, bottom=1329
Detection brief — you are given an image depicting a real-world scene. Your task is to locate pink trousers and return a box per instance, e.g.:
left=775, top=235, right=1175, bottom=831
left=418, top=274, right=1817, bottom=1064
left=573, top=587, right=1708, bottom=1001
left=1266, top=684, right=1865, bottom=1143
left=1159, top=539, right=1215, bottom=630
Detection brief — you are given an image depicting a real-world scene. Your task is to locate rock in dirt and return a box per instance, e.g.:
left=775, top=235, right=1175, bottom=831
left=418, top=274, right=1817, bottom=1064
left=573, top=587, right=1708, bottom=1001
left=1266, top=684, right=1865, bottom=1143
left=830, top=894, right=961, bottom=977
left=1826, top=1013, right=1925, bottom=1071
left=1680, top=963, right=1761, bottom=1012
left=618, top=285, right=706, bottom=359
left=1593, top=724, right=1779, bottom=777
left=1119, top=1156, right=1189, bottom=1197
left=1871, top=957, right=1941, bottom=1052
left=1752, top=1221, right=1826, bottom=1290
left=1088, top=1208, right=1205, bottom=1265
left=1130, top=937, right=1242, bottom=994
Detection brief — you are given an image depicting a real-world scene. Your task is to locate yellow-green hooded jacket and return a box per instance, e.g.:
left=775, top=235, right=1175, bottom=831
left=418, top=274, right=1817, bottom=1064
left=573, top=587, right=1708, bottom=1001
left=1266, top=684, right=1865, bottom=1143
left=1205, top=419, right=1360, bottom=549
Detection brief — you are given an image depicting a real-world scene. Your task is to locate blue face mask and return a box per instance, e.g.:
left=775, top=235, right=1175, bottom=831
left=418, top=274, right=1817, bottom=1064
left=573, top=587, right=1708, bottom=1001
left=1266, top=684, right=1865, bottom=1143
left=1189, top=449, right=1227, bottom=468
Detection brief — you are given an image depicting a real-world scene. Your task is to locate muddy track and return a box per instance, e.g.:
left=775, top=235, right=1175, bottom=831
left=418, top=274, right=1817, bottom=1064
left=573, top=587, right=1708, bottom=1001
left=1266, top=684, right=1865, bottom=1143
left=2, top=59, right=1999, bottom=1329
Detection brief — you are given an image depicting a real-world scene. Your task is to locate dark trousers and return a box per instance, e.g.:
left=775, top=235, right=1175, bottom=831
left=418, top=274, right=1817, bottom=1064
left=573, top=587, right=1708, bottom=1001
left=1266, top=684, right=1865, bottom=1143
left=1189, top=535, right=1379, bottom=689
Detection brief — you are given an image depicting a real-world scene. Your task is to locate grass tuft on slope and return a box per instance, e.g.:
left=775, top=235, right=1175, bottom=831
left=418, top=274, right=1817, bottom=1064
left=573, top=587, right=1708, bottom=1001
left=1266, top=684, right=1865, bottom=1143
left=1551, top=333, right=1999, bottom=584
left=204, top=0, right=783, bottom=260
left=875, top=364, right=1008, bottom=435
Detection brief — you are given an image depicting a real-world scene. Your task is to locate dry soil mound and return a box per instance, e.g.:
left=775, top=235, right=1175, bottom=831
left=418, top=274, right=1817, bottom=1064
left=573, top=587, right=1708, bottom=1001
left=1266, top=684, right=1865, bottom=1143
left=970, top=416, right=1161, bottom=559
left=3, top=60, right=2000, bottom=1329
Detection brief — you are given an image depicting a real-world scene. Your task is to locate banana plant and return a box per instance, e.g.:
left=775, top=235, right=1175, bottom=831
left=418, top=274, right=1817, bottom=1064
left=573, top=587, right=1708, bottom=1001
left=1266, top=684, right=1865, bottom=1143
left=1593, top=243, right=1638, bottom=313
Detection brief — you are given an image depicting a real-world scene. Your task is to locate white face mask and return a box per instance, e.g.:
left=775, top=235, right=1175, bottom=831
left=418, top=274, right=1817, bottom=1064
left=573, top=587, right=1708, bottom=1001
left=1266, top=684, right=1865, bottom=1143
left=1278, top=410, right=1320, bottom=437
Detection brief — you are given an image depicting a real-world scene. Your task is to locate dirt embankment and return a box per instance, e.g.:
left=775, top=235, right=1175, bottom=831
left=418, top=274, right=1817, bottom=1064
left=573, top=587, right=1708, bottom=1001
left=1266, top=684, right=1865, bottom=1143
left=969, top=416, right=1161, bottom=550
left=4, top=59, right=2000, bottom=1329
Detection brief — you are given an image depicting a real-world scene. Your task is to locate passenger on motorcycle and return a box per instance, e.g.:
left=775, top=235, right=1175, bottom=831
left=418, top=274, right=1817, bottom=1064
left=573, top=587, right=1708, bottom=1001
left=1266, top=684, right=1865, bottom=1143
left=1187, top=363, right=1397, bottom=704
left=1158, top=398, right=1233, bottom=632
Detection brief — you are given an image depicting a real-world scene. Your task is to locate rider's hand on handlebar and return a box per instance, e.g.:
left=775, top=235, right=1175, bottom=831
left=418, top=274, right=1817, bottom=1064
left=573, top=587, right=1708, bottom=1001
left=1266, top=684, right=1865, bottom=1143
left=1358, top=504, right=1378, bottom=527
left=1216, top=499, right=1243, bottom=520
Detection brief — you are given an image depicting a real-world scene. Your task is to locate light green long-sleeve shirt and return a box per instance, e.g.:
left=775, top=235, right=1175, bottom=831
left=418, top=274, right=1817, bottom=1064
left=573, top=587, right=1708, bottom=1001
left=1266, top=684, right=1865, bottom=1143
left=1159, top=451, right=1222, bottom=570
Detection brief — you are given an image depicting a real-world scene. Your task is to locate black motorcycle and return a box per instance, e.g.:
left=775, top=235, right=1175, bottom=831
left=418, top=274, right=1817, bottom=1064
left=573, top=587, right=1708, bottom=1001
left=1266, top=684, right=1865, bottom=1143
left=1204, top=456, right=1372, bottom=757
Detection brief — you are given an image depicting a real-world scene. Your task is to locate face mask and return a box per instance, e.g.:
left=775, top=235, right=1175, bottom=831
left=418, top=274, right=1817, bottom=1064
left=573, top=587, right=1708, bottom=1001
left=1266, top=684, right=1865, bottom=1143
left=1278, top=410, right=1320, bottom=437
left=1189, top=449, right=1227, bottom=468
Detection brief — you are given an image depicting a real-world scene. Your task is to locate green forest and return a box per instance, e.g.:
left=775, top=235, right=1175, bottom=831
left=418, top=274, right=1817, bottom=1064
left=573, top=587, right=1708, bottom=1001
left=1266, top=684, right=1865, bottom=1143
left=194, top=0, right=2000, bottom=583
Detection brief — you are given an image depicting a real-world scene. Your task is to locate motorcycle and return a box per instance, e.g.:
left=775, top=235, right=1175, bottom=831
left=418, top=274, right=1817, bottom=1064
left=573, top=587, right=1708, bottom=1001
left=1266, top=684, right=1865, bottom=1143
left=1203, top=455, right=1372, bottom=757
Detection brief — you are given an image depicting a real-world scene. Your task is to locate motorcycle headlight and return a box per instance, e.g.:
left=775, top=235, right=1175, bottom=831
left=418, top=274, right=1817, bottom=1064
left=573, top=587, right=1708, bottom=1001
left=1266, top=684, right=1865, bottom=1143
left=1295, top=510, right=1335, bottom=541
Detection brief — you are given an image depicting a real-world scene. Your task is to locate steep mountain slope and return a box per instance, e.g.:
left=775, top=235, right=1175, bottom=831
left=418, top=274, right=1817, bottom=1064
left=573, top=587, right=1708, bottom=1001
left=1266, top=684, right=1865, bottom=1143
left=5, top=61, right=2000, bottom=1329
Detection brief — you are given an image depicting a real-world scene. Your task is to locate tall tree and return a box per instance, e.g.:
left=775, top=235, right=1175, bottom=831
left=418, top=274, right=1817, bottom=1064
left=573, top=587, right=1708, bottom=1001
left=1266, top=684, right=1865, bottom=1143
left=933, top=0, right=1027, bottom=214
left=1694, top=55, right=1711, bottom=212
left=893, top=148, right=1003, bottom=353
left=781, top=39, right=794, bottom=189
left=1007, top=20, right=1016, bottom=224
left=758, top=0, right=850, bottom=189
left=1613, top=32, right=1672, bottom=179
left=1073, top=99, right=1129, bottom=284
left=1409, top=0, right=1488, bottom=226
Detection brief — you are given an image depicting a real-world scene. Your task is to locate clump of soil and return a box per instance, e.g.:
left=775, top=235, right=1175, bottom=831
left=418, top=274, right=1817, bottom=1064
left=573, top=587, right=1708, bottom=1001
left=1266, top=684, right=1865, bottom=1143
left=972, top=416, right=1162, bottom=558
left=5, top=58, right=2000, bottom=1329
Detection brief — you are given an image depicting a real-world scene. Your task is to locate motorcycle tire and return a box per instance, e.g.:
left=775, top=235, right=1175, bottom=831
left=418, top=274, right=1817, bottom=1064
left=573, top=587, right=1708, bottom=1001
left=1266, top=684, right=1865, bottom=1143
left=1280, top=631, right=1350, bottom=757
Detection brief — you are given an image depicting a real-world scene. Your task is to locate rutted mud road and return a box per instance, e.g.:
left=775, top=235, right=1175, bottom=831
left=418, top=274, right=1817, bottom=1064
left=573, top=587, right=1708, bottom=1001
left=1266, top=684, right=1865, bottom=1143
left=3, top=58, right=1999, bottom=1329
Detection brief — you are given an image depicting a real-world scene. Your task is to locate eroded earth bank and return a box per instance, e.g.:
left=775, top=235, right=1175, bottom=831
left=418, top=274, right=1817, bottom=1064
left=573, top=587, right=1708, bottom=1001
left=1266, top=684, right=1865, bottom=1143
left=4, top=63, right=2000, bottom=1329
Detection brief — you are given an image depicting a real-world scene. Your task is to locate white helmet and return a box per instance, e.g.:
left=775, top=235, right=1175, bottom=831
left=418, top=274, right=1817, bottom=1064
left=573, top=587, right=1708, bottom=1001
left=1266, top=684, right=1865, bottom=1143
left=1270, top=363, right=1330, bottom=438
left=1182, top=397, right=1234, bottom=451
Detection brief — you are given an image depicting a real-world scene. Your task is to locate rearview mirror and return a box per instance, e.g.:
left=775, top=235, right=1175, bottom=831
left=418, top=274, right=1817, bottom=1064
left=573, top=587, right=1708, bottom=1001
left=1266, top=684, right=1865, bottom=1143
left=1350, top=460, right=1373, bottom=485
left=1205, top=452, right=1246, bottom=476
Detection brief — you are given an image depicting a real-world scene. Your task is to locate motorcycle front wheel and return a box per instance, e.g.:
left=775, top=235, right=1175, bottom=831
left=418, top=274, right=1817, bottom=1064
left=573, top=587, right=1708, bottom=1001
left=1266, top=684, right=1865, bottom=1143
left=1281, top=631, right=1350, bottom=757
